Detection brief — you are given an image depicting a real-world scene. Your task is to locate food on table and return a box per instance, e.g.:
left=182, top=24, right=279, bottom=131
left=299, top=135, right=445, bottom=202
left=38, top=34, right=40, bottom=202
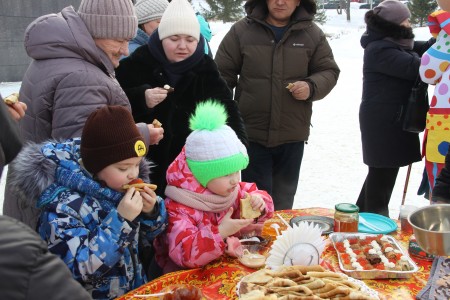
left=238, top=265, right=378, bottom=299
left=240, top=235, right=270, bottom=246
left=333, top=234, right=414, bottom=271
left=240, top=193, right=261, bottom=219
left=236, top=244, right=270, bottom=269
left=285, top=83, right=294, bottom=90
left=160, top=284, right=203, bottom=300
left=152, top=119, right=162, bottom=128
left=163, top=84, right=175, bottom=93
left=239, top=249, right=266, bottom=268
left=3, top=92, right=19, bottom=105
left=239, top=290, right=276, bottom=300
left=122, top=178, right=157, bottom=191
left=334, top=203, right=359, bottom=232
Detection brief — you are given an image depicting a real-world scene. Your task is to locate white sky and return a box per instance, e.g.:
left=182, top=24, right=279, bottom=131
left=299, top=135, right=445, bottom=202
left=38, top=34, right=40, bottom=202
left=0, top=4, right=432, bottom=218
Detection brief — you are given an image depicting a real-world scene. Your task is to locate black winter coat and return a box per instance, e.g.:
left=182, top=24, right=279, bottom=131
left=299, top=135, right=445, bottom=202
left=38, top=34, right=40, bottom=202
left=0, top=215, right=92, bottom=300
left=433, top=147, right=450, bottom=203
left=359, top=11, right=434, bottom=167
left=116, top=45, right=248, bottom=193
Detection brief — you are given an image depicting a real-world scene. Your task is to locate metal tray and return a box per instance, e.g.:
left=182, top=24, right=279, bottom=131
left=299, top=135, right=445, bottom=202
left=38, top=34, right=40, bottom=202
left=329, top=233, right=418, bottom=279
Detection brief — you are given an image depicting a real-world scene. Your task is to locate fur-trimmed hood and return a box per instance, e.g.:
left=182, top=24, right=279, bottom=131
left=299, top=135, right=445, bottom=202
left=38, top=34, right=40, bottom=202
left=8, top=139, right=152, bottom=209
left=361, top=10, right=414, bottom=48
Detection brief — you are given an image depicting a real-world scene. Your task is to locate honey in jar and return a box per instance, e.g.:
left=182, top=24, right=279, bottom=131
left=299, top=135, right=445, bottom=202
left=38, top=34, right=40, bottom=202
left=334, top=203, right=359, bottom=232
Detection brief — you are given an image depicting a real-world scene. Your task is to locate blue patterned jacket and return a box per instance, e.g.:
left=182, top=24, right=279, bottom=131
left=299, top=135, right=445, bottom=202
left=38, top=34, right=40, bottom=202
left=36, top=138, right=167, bottom=299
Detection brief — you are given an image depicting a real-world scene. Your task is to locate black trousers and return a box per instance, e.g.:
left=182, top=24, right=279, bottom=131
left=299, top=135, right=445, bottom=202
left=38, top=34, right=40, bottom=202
left=242, top=141, right=304, bottom=210
left=356, top=166, right=399, bottom=217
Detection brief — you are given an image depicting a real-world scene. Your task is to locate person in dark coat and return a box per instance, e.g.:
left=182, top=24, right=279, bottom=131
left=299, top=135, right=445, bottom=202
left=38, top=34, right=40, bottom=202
left=357, top=0, right=435, bottom=216
left=215, top=0, right=340, bottom=210
left=116, top=0, right=248, bottom=195
left=0, top=96, right=92, bottom=300
left=0, top=95, right=23, bottom=176
left=432, top=147, right=450, bottom=203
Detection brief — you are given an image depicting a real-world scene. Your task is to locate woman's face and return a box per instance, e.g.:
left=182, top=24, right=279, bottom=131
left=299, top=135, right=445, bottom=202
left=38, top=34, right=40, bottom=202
left=400, top=18, right=411, bottom=28
left=162, top=35, right=198, bottom=63
left=94, top=38, right=129, bottom=68
left=142, top=19, right=161, bottom=35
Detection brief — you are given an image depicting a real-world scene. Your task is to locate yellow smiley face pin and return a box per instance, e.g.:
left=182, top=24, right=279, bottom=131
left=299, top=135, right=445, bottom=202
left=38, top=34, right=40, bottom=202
left=134, top=140, right=146, bottom=157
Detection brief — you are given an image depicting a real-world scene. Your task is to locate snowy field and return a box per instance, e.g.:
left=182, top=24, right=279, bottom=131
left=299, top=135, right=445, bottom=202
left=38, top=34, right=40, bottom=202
left=0, top=4, right=433, bottom=218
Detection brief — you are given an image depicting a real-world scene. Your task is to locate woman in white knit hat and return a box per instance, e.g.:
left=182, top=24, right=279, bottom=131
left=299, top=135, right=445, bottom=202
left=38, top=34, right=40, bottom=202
left=116, top=0, right=248, bottom=200
left=126, top=0, right=169, bottom=57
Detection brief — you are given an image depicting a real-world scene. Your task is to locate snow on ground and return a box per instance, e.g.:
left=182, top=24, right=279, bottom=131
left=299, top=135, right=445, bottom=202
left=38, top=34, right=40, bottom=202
left=0, top=4, right=432, bottom=217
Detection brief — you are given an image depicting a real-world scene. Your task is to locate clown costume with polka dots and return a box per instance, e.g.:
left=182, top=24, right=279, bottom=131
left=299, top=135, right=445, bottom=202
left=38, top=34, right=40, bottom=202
left=419, top=7, right=450, bottom=192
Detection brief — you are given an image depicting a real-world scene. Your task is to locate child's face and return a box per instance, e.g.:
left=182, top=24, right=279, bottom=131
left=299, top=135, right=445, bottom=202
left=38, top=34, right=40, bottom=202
left=206, top=171, right=240, bottom=196
left=96, top=157, right=142, bottom=192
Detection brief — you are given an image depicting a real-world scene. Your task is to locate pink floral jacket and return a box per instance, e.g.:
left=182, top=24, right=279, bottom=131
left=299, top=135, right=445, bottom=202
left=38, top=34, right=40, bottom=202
left=154, top=148, right=274, bottom=273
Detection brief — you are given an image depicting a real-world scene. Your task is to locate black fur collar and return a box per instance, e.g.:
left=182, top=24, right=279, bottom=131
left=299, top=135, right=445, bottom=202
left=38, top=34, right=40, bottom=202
left=365, top=10, right=414, bottom=40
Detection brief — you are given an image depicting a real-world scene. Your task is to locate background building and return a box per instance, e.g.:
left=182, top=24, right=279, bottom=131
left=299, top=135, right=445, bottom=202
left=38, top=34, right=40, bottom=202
left=0, top=0, right=81, bottom=82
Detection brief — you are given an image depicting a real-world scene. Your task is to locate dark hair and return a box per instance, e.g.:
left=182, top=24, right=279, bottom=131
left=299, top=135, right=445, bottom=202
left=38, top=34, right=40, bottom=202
left=245, top=0, right=317, bottom=16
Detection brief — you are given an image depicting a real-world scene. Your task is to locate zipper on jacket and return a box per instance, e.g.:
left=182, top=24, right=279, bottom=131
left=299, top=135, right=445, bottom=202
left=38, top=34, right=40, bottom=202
left=128, top=244, right=137, bottom=287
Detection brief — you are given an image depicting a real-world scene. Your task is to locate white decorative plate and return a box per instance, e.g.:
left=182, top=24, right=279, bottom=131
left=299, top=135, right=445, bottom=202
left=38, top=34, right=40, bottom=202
left=265, top=221, right=326, bottom=270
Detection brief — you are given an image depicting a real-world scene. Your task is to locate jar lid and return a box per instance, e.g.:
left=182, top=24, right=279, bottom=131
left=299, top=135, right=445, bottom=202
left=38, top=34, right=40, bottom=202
left=335, top=203, right=359, bottom=213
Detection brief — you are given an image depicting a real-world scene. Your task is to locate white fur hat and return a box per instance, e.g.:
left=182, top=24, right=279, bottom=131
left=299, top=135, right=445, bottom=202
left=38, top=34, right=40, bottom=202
left=157, top=0, right=200, bottom=41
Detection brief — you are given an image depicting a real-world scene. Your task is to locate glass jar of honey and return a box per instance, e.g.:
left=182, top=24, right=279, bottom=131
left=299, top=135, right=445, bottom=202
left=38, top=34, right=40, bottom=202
left=334, top=203, right=359, bottom=232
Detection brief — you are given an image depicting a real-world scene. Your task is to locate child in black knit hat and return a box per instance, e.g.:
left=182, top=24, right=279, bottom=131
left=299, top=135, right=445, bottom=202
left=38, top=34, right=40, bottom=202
left=10, top=105, right=167, bottom=299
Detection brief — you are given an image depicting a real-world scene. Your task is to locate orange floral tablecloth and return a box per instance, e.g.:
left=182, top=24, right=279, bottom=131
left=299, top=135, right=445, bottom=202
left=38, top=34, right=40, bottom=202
left=116, top=208, right=432, bottom=300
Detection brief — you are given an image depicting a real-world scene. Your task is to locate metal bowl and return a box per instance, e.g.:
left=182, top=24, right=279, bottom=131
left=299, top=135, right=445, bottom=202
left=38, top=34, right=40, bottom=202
left=408, top=204, right=450, bottom=256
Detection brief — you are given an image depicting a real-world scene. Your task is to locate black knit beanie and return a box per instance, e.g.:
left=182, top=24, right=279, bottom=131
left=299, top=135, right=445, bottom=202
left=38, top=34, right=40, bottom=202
left=81, top=106, right=146, bottom=174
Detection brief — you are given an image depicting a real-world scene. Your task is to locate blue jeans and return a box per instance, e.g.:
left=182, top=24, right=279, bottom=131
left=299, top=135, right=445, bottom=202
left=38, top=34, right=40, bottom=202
left=242, top=141, right=304, bottom=210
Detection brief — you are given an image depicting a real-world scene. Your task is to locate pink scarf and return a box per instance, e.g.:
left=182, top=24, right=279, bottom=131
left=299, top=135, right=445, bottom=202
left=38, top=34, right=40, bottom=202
left=165, top=185, right=237, bottom=213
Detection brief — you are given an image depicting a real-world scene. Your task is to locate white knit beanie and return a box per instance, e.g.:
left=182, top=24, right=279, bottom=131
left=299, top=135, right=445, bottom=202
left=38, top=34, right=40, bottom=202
left=157, top=0, right=200, bottom=41
left=185, top=101, right=248, bottom=187
left=78, top=0, right=138, bottom=40
left=135, top=0, right=169, bottom=25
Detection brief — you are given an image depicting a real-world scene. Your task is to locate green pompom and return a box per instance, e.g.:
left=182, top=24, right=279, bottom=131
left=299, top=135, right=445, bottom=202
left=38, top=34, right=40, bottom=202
left=189, top=100, right=228, bottom=131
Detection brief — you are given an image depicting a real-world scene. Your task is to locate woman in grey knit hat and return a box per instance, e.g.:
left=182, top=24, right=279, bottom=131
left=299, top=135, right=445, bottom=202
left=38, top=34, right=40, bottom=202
left=126, top=0, right=169, bottom=57
left=4, top=0, right=164, bottom=233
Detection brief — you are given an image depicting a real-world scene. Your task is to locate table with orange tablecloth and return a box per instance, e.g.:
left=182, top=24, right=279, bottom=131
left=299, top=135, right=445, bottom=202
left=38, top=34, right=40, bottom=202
left=116, top=208, right=432, bottom=300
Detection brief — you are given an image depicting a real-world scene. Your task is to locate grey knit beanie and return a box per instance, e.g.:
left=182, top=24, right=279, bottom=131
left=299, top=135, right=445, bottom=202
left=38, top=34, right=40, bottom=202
left=135, top=0, right=169, bottom=25
left=158, top=0, right=200, bottom=41
left=373, top=0, right=410, bottom=25
left=78, top=0, right=138, bottom=40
